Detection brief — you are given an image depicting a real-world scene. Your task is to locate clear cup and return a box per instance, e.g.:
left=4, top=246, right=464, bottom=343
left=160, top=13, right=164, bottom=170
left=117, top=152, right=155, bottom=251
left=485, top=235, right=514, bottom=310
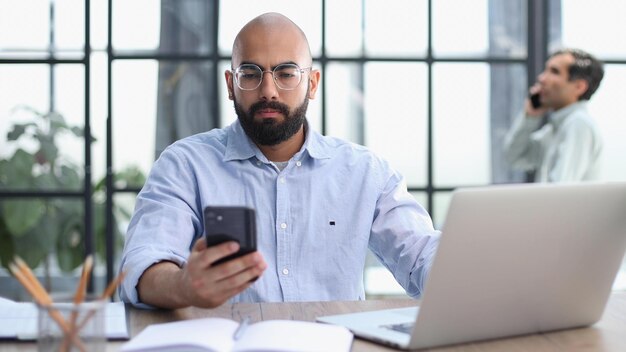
left=37, top=295, right=106, bottom=352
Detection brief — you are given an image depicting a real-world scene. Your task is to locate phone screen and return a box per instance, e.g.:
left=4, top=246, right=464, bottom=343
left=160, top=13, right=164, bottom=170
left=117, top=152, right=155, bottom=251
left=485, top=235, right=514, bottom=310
left=204, top=206, right=257, bottom=266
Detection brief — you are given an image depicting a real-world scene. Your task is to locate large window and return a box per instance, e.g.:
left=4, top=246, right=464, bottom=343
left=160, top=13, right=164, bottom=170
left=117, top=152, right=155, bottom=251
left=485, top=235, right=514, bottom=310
left=1, top=0, right=625, bottom=300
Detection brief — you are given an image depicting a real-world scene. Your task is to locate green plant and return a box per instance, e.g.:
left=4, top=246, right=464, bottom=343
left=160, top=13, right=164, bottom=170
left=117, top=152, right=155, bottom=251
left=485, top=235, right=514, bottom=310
left=0, top=106, right=144, bottom=275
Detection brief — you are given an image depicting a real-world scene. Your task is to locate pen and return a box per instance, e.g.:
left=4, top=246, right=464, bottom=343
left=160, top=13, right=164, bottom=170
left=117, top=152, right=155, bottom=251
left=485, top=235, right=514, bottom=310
left=233, top=316, right=251, bottom=340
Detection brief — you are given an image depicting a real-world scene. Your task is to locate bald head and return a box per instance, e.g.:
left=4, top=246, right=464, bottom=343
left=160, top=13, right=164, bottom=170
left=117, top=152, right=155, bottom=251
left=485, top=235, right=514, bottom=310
left=231, top=12, right=312, bottom=68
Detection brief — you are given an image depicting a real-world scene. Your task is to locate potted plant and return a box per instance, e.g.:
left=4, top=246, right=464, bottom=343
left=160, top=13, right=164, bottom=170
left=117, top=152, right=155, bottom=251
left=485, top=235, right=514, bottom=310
left=0, top=106, right=144, bottom=287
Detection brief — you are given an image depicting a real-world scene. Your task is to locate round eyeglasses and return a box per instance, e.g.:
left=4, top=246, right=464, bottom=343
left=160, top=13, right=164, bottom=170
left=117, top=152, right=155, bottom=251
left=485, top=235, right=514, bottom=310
left=232, top=63, right=312, bottom=91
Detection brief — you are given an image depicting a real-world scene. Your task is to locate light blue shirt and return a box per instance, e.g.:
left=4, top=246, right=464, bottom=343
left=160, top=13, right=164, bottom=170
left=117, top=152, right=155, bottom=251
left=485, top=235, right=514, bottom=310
left=504, top=101, right=603, bottom=182
left=119, top=120, right=440, bottom=308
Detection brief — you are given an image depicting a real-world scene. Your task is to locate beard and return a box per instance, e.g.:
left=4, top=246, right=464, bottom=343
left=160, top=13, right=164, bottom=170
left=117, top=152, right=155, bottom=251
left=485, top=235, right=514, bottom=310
left=234, top=91, right=309, bottom=146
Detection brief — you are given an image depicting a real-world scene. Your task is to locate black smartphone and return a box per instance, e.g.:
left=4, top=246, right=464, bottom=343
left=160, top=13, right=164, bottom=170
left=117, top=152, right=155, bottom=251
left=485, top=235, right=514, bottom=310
left=530, top=92, right=542, bottom=109
left=204, top=206, right=257, bottom=266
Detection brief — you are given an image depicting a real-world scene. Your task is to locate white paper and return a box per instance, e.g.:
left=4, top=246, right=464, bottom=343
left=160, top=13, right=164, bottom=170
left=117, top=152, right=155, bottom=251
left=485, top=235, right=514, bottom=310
left=0, top=298, right=129, bottom=340
left=121, top=317, right=353, bottom=352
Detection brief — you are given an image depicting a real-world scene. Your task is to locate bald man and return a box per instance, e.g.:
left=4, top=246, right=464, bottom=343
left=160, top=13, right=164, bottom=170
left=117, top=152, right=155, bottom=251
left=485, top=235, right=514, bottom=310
left=119, top=13, right=440, bottom=309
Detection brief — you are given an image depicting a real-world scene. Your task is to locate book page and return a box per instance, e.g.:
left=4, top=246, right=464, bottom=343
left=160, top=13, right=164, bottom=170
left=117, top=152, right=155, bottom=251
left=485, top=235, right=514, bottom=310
left=234, top=320, right=353, bottom=352
left=121, top=317, right=239, bottom=352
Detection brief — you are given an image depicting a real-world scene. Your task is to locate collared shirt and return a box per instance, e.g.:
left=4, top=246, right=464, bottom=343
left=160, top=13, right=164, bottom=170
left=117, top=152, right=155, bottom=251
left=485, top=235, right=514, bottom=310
left=119, top=120, right=440, bottom=308
left=503, top=101, right=603, bottom=182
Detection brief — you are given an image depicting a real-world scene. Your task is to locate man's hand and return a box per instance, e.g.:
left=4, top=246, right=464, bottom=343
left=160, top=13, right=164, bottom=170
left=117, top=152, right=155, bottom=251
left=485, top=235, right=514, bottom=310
left=179, top=238, right=267, bottom=308
left=137, top=238, right=267, bottom=309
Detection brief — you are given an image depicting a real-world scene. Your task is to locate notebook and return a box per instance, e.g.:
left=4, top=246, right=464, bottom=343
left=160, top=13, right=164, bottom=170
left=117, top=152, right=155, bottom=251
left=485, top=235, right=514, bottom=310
left=0, top=298, right=128, bottom=340
left=317, top=182, right=626, bottom=350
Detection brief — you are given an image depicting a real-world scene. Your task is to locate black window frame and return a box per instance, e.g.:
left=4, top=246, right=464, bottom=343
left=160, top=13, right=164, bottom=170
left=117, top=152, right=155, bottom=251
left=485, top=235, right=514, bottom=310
left=0, top=0, right=569, bottom=289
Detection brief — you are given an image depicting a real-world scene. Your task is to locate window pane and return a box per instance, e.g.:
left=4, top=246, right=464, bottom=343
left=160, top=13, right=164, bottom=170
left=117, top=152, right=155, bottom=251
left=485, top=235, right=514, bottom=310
left=433, top=191, right=453, bottom=230
left=0, top=65, right=49, bottom=119
left=53, top=64, right=86, bottom=180
left=0, top=65, right=49, bottom=190
left=0, top=1, right=86, bottom=59
left=485, top=0, right=527, bottom=57
left=364, top=62, right=427, bottom=187
left=433, top=0, right=489, bottom=57
left=588, top=65, right=626, bottom=181
left=307, top=65, right=323, bottom=134
left=492, top=63, right=528, bottom=183
left=112, top=0, right=161, bottom=52
left=326, top=0, right=363, bottom=57
left=325, top=63, right=365, bottom=144
left=433, top=63, right=490, bottom=187
left=91, top=0, right=110, bottom=50
left=91, top=52, right=109, bottom=183
left=140, top=0, right=215, bottom=55
left=560, top=0, right=626, bottom=59
left=154, top=61, right=215, bottom=157
left=112, top=60, right=158, bottom=177
left=54, top=0, right=85, bottom=52
left=218, top=1, right=322, bottom=57
left=364, top=0, right=428, bottom=57
left=219, top=61, right=234, bottom=127
left=0, top=65, right=85, bottom=191
left=0, top=1, right=49, bottom=54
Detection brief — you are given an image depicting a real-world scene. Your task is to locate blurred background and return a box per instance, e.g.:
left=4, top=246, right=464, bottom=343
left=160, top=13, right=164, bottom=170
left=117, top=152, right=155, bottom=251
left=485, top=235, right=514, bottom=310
left=1, top=0, right=625, bottom=300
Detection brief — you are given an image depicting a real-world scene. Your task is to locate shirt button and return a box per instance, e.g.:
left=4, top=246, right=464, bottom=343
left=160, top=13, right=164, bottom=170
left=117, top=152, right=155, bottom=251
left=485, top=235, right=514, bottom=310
left=296, top=161, right=302, bottom=167
left=282, top=268, right=289, bottom=275
left=280, top=223, right=287, bottom=229
left=279, top=177, right=286, bottom=183
left=256, top=161, right=261, bottom=166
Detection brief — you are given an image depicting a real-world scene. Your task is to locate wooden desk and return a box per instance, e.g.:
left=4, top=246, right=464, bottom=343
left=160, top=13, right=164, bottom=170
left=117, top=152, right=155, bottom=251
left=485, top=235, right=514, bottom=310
left=3, top=291, right=626, bottom=351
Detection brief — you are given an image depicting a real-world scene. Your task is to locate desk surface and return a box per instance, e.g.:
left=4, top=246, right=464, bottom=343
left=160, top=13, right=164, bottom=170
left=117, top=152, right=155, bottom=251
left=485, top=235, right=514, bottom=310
left=3, top=291, right=626, bottom=352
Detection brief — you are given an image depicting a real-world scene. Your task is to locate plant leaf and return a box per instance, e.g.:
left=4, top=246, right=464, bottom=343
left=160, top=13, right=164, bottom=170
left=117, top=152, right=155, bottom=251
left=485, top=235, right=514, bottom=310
left=0, top=218, right=16, bottom=270
left=59, top=165, right=81, bottom=189
left=70, top=126, right=84, bottom=137
left=115, top=165, right=147, bottom=189
left=37, top=139, right=58, bottom=164
left=47, top=111, right=68, bottom=130
left=1, top=199, right=46, bottom=237
left=56, top=217, right=84, bottom=271
left=0, top=160, right=9, bottom=186
left=12, top=220, right=54, bottom=270
left=7, top=123, right=35, bottom=141
left=35, top=172, right=59, bottom=189
left=93, top=202, right=106, bottom=261
left=6, top=149, right=35, bottom=185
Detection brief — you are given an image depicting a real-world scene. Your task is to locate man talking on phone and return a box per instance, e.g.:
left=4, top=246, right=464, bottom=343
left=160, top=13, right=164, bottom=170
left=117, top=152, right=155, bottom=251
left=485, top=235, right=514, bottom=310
left=503, top=48, right=604, bottom=182
left=119, top=13, right=439, bottom=309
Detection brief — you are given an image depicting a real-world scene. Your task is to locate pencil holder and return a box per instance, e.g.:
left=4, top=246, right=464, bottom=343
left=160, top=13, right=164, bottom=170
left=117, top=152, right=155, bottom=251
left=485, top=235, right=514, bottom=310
left=37, top=295, right=106, bottom=352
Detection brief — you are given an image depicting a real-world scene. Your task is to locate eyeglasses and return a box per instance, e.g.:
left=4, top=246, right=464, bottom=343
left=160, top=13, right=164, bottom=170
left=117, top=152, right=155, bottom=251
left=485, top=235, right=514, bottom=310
left=232, top=63, right=312, bottom=91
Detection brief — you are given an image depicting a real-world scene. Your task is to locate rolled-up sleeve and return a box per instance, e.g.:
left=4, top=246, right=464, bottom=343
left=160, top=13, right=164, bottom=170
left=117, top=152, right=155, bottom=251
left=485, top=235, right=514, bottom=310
left=118, top=147, right=202, bottom=308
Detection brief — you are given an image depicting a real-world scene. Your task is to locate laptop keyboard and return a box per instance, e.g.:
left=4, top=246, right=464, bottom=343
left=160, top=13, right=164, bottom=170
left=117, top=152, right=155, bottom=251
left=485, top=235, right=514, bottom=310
left=381, top=322, right=414, bottom=334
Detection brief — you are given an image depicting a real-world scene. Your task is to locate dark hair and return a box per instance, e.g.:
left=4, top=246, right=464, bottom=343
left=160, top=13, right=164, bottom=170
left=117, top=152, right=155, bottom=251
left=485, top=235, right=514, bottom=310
left=550, top=48, right=604, bottom=100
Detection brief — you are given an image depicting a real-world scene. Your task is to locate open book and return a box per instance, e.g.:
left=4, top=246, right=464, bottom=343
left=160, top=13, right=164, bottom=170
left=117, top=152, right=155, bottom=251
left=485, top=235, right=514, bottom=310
left=120, top=317, right=353, bottom=352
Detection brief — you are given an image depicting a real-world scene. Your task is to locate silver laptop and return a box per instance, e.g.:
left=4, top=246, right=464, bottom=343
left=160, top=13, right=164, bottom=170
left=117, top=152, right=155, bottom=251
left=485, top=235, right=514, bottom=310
left=317, top=182, right=626, bottom=350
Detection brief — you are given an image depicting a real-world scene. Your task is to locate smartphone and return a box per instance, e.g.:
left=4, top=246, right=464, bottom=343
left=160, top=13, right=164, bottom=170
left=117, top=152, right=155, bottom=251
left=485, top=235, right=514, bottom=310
left=204, top=206, right=257, bottom=266
left=529, top=92, right=542, bottom=109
